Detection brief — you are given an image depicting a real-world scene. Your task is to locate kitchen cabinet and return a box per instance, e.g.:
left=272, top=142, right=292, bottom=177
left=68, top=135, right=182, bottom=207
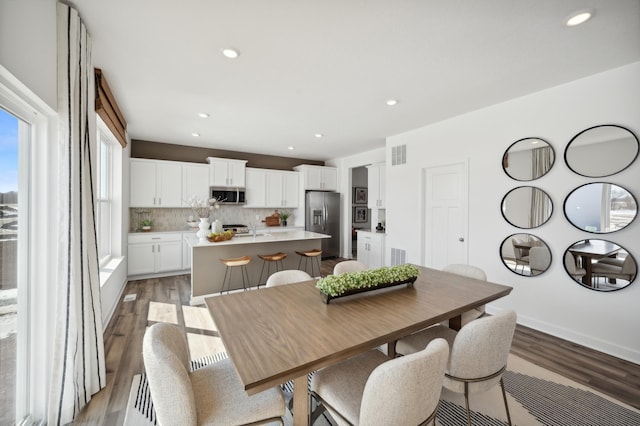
left=208, top=157, right=247, bottom=188
left=245, top=168, right=299, bottom=208
left=367, top=163, right=386, bottom=209
left=357, top=231, right=385, bottom=269
left=128, top=232, right=183, bottom=276
left=182, top=232, right=196, bottom=270
left=130, top=159, right=182, bottom=207
left=182, top=163, right=210, bottom=206
left=294, top=165, right=338, bottom=191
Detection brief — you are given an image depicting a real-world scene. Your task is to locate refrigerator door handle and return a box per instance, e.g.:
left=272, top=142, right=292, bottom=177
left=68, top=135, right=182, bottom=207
left=323, top=203, right=327, bottom=231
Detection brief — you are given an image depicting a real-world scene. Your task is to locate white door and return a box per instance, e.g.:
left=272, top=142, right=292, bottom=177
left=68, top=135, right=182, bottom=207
left=423, top=162, right=468, bottom=269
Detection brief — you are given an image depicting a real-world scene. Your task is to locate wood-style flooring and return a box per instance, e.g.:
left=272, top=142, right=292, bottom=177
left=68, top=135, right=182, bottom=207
left=72, top=259, right=640, bottom=424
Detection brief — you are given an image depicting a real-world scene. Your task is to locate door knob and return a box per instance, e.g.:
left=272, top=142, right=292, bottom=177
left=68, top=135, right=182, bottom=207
left=458, top=237, right=465, bottom=242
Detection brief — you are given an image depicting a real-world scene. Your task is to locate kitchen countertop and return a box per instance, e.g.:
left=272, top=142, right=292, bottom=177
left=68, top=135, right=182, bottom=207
left=186, top=230, right=330, bottom=248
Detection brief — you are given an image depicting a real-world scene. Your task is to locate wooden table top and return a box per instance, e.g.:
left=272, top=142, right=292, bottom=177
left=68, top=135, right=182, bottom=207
left=569, top=240, right=620, bottom=257
left=205, top=265, right=512, bottom=395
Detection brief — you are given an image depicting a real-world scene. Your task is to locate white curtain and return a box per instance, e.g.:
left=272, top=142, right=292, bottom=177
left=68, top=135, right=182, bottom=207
left=49, top=3, right=106, bottom=424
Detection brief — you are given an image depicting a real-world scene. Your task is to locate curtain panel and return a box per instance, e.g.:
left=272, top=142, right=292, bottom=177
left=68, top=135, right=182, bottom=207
left=49, top=3, right=106, bottom=425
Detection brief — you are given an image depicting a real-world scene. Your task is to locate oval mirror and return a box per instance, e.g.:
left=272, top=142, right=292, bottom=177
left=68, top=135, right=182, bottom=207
left=500, top=233, right=551, bottom=276
left=502, top=137, right=555, bottom=181
left=501, top=186, right=553, bottom=229
left=564, top=183, right=637, bottom=233
left=564, top=240, right=636, bottom=292
left=564, top=125, right=639, bottom=177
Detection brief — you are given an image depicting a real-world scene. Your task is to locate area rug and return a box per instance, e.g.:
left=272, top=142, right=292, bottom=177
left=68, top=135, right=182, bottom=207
left=124, top=352, right=640, bottom=426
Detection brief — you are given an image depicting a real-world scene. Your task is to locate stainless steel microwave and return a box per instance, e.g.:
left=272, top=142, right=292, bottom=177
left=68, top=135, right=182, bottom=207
left=211, top=187, right=246, bottom=204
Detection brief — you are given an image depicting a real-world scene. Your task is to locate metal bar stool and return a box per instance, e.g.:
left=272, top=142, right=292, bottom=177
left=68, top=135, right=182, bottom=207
left=257, top=252, right=288, bottom=288
left=219, top=255, right=252, bottom=294
left=296, top=249, right=322, bottom=278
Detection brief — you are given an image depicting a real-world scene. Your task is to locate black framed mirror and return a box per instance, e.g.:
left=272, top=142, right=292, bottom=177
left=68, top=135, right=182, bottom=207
left=500, top=233, right=551, bottom=276
left=501, top=186, right=553, bottom=229
left=564, top=240, right=637, bottom=292
left=564, top=124, right=639, bottom=177
left=564, top=182, right=637, bottom=234
left=502, top=137, right=555, bottom=181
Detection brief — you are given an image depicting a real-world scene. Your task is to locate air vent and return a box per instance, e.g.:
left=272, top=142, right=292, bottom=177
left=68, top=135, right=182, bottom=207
left=390, top=248, right=407, bottom=265
left=391, top=144, right=407, bottom=165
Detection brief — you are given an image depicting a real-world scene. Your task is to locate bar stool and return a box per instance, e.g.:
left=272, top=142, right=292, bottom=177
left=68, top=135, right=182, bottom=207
left=219, top=256, right=252, bottom=294
left=257, top=252, right=288, bottom=288
left=296, top=249, right=322, bottom=278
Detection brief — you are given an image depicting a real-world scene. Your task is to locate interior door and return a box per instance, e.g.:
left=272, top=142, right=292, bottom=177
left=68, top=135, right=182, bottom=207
left=423, top=162, right=468, bottom=269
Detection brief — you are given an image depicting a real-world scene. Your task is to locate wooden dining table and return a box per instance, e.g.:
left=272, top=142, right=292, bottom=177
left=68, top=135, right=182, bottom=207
left=569, top=240, right=621, bottom=286
left=205, top=265, right=513, bottom=425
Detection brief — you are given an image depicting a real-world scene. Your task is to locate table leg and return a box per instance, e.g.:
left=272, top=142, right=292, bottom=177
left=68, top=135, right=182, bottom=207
left=293, top=374, right=308, bottom=425
left=449, top=314, right=462, bottom=331
left=581, top=256, right=593, bottom=286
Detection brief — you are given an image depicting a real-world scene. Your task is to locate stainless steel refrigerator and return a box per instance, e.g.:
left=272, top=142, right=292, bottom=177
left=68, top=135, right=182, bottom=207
left=305, top=191, right=341, bottom=258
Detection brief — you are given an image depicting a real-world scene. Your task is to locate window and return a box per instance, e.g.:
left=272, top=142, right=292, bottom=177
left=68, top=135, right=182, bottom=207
left=97, top=119, right=117, bottom=266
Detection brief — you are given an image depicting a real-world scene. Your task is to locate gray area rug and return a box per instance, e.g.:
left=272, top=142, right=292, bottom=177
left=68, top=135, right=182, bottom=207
left=124, top=352, right=640, bottom=426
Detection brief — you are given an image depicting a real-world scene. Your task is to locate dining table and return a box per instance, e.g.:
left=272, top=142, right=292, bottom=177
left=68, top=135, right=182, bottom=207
left=205, top=265, right=513, bottom=425
left=569, top=240, right=621, bottom=286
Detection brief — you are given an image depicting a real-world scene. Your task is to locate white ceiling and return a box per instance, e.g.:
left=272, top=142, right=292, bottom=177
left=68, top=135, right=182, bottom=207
left=72, top=0, right=640, bottom=161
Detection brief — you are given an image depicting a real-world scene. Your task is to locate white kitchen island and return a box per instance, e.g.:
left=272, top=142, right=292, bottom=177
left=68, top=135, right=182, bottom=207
left=187, top=230, right=330, bottom=304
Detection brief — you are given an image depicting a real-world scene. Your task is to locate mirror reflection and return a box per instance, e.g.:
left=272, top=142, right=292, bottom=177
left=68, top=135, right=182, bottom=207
left=565, top=125, right=639, bottom=177
left=501, top=186, right=553, bottom=229
left=564, top=183, right=637, bottom=233
left=564, top=240, right=636, bottom=292
left=500, top=233, right=551, bottom=276
left=502, top=138, right=555, bottom=181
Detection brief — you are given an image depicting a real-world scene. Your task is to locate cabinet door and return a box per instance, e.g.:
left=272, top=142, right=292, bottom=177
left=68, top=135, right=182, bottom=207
left=367, top=236, right=383, bottom=269
left=227, top=160, right=246, bottom=187
left=156, top=240, right=183, bottom=272
left=245, top=168, right=267, bottom=207
left=266, top=171, right=285, bottom=207
left=282, top=172, right=299, bottom=207
left=367, top=166, right=380, bottom=209
left=321, top=168, right=338, bottom=191
left=377, top=166, right=386, bottom=208
left=356, top=236, right=370, bottom=266
left=183, top=164, right=210, bottom=206
left=128, top=243, right=156, bottom=275
left=209, top=158, right=229, bottom=186
left=130, top=159, right=157, bottom=207
left=157, top=162, right=182, bottom=207
left=305, top=167, right=324, bottom=190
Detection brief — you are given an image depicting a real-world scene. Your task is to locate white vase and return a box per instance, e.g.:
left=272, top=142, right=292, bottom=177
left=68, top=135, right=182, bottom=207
left=197, top=218, right=210, bottom=242
left=212, top=219, right=222, bottom=233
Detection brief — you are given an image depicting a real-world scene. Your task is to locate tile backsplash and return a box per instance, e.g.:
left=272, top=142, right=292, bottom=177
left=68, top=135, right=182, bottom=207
left=129, top=206, right=302, bottom=232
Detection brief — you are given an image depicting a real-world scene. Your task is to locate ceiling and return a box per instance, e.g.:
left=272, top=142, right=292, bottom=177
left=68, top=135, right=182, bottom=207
left=72, top=1, right=640, bottom=161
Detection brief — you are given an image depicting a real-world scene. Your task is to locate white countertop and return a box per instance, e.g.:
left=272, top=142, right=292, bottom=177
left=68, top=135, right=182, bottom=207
left=186, top=230, right=330, bottom=248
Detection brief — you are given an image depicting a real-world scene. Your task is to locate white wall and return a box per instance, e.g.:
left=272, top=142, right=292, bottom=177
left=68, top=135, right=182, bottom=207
left=385, top=62, right=640, bottom=363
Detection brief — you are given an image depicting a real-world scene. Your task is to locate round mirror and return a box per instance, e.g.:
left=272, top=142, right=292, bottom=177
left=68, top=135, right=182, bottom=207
left=564, top=183, right=637, bottom=234
left=564, top=240, right=636, bottom=292
left=501, top=186, right=553, bottom=228
left=564, top=125, right=639, bottom=177
left=502, top=138, right=555, bottom=181
left=500, top=233, right=551, bottom=276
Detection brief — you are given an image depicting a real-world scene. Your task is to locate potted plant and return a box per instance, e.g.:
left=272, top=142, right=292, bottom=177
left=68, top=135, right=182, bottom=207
left=141, top=219, right=152, bottom=232
left=316, top=264, right=420, bottom=303
left=278, top=210, right=291, bottom=227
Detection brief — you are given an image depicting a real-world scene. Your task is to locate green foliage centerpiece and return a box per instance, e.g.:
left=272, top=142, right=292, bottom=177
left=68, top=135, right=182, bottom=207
left=316, top=264, right=420, bottom=304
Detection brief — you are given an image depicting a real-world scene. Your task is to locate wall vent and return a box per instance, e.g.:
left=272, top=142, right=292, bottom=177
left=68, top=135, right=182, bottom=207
left=390, top=248, right=407, bottom=265
left=391, top=144, right=407, bottom=166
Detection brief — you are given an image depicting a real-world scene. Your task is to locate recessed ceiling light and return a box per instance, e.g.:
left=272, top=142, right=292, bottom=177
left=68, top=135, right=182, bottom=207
left=565, top=10, right=593, bottom=27
left=386, top=99, right=398, bottom=106
left=314, top=133, right=323, bottom=138
left=288, top=146, right=295, bottom=150
left=191, top=132, right=200, bottom=137
left=198, top=112, right=210, bottom=118
left=221, top=48, right=240, bottom=59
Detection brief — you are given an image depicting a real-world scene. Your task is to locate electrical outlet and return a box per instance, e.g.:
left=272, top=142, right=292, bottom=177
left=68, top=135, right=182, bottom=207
left=123, top=294, right=137, bottom=302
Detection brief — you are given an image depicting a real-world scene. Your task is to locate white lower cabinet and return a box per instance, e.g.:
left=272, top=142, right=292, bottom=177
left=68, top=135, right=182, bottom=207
left=356, top=231, right=386, bottom=269
left=128, top=232, right=183, bottom=276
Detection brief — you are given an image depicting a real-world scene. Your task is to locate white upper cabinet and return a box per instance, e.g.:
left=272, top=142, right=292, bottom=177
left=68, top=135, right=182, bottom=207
left=130, top=159, right=182, bottom=207
left=294, top=165, right=338, bottom=191
left=208, top=157, right=247, bottom=188
left=182, top=163, right=210, bottom=206
left=367, top=163, right=386, bottom=209
left=245, top=168, right=299, bottom=208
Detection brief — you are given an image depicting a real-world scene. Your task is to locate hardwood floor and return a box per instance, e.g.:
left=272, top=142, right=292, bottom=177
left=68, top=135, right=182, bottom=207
left=72, top=260, right=640, bottom=424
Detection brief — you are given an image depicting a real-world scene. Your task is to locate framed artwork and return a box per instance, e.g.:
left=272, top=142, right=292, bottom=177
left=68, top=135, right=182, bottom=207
left=354, top=206, right=368, bottom=223
left=354, top=187, right=368, bottom=204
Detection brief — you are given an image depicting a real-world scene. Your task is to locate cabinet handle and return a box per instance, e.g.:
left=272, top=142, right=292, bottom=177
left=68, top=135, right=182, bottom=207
left=152, top=245, right=155, bottom=253
left=153, top=197, right=156, bottom=205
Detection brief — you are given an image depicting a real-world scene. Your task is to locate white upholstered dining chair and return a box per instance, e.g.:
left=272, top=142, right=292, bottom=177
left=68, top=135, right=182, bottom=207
left=143, top=323, right=286, bottom=425
left=564, top=251, right=586, bottom=280
left=442, top=264, right=488, bottom=327
left=310, top=338, right=449, bottom=426
left=333, top=260, right=368, bottom=275
left=396, top=310, right=517, bottom=426
left=265, top=269, right=312, bottom=287
left=529, top=246, right=551, bottom=275
left=591, top=255, right=636, bottom=287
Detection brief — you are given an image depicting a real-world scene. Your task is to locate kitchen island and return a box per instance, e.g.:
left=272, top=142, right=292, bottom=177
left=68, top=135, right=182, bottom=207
left=186, top=230, right=330, bottom=304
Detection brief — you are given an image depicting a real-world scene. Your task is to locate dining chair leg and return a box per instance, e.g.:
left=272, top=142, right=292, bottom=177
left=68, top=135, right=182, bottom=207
left=500, top=377, right=512, bottom=426
left=464, top=382, right=472, bottom=426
